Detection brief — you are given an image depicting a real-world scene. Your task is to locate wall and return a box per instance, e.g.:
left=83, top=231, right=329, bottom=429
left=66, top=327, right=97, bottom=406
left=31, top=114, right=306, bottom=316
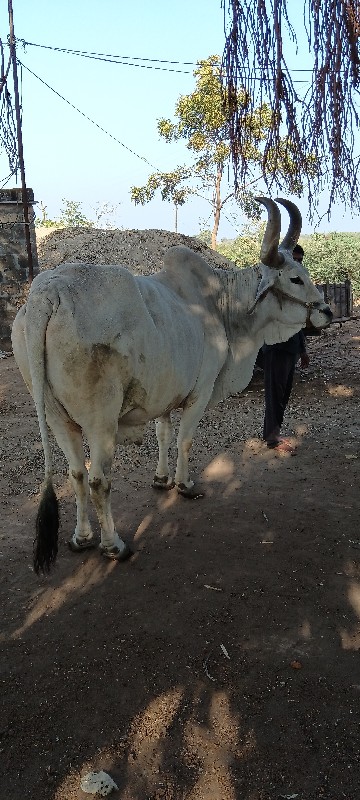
left=0, top=188, right=38, bottom=351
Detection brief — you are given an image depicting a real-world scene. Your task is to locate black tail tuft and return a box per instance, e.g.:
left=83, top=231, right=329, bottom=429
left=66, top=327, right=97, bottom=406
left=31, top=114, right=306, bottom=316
left=33, top=481, right=60, bottom=574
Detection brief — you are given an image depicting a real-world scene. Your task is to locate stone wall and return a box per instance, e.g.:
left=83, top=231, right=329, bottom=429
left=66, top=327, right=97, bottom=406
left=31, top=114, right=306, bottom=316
left=0, top=188, right=38, bottom=351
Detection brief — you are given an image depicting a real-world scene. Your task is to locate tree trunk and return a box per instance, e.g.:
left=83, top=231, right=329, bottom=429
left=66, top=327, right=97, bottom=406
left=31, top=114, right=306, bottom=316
left=211, top=167, right=222, bottom=250
left=174, top=204, right=178, bottom=233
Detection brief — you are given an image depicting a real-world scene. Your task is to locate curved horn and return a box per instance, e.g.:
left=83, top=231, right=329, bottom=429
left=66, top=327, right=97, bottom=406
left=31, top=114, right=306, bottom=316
left=255, top=197, right=283, bottom=268
left=276, top=198, right=302, bottom=252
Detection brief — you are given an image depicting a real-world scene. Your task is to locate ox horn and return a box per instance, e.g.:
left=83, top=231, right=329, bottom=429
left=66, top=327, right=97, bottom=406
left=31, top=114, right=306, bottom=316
left=276, top=198, right=302, bottom=252
left=255, top=197, right=284, bottom=268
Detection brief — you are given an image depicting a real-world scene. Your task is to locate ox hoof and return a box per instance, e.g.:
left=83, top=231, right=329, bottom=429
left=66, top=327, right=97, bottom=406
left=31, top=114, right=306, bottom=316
left=152, top=475, right=175, bottom=490
left=68, top=535, right=97, bottom=552
left=177, top=483, right=205, bottom=499
left=99, top=540, right=133, bottom=561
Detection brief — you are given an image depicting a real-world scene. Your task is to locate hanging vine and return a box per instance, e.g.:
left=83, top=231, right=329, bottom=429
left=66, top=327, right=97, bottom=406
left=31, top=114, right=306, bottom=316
left=0, top=37, right=18, bottom=181
left=221, top=0, right=360, bottom=219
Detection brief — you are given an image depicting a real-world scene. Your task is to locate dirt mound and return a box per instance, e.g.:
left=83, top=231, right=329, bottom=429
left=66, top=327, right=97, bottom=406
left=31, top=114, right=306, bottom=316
left=0, top=227, right=232, bottom=349
left=36, top=226, right=233, bottom=273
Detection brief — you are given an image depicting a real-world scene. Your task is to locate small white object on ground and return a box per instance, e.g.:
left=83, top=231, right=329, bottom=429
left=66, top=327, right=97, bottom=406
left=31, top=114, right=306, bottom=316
left=80, top=771, right=119, bottom=796
left=220, top=643, right=230, bottom=659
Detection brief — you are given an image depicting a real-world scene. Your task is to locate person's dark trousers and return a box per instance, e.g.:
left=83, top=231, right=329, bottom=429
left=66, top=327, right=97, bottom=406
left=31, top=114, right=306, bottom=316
left=263, top=348, right=297, bottom=446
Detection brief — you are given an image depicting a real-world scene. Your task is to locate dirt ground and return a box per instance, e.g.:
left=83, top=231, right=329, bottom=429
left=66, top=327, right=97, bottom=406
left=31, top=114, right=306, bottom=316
left=1, top=279, right=360, bottom=798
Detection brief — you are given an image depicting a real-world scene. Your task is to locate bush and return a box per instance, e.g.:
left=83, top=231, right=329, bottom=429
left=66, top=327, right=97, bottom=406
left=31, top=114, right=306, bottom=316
left=217, top=230, right=360, bottom=299
left=301, top=232, right=360, bottom=299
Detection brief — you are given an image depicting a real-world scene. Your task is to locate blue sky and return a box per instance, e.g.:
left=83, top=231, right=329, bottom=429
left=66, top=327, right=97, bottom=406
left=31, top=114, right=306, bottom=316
left=1, top=0, right=359, bottom=240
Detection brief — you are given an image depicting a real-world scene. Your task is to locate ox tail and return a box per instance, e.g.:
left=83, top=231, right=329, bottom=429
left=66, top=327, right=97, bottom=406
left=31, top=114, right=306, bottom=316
left=25, top=291, right=60, bottom=573
left=34, top=480, right=59, bottom=573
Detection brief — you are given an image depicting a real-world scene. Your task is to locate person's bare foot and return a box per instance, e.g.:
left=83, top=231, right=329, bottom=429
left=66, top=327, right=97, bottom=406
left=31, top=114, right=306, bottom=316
left=274, top=437, right=297, bottom=454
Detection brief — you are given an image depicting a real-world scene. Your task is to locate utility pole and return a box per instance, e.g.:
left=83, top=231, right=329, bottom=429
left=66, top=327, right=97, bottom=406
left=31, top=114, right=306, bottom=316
left=7, top=0, right=34, bottom=282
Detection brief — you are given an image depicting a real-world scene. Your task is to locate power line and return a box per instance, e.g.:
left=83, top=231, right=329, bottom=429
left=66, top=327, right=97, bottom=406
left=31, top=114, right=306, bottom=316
left=17, top=40, right=194, bottom=74
left=17, top=58, right=160, bottom=171
left=16, top=39, right=314, bottom=79
left=18, top=39, right=198, bottom=65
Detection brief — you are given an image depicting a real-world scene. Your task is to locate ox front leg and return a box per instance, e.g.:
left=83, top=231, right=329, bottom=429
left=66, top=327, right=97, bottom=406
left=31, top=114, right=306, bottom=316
left=153, top=414, right=175, bottom=490
left=88, top=441, right=132, bottom=562
left=175, top=402, right=207, bottom=499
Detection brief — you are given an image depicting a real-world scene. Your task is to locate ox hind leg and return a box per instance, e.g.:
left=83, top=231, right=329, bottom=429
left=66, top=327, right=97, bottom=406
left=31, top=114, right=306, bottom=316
left=44, top=408, right=96, bottom=551
left=85, top=425, right=132, bottom=561
left=153, top=414, right=175, bottom=490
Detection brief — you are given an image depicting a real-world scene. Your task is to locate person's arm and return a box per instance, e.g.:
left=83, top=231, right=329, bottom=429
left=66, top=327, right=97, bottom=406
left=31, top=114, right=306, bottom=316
left=299, top=331, right=309, bottom=367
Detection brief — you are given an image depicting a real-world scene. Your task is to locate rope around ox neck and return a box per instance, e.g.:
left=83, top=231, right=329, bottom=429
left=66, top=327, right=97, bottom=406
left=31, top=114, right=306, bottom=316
left=271, top=286, right=320, bottom=327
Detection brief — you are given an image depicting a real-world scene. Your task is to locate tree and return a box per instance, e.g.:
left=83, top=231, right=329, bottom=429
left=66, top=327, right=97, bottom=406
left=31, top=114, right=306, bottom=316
left=91, top=201, right=122, bottom=229
left=131, top=167, right=190, bottom=234
left=35, top=201, right=58, bottom=228
left=221, top=1, right=360, bottom=220
left=217, top=220, right=266, bottom=267
left=131, top=56, right=313, bottom=249
left=58, top=199, right=93, bottom=228
left=35, top=200, right=123, bottom=229
left=196, top=229, right=213, bottom=247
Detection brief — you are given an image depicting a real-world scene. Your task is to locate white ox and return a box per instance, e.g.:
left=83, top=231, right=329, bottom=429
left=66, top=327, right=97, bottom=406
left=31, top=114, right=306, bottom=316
left=11, top=198, right=332, bottom=572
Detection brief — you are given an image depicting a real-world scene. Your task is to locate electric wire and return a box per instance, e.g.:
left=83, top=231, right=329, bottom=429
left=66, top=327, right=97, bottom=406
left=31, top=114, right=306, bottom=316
left=15, top=38, right=312, bottom=81
left=17, top=58, right=160, bottom=172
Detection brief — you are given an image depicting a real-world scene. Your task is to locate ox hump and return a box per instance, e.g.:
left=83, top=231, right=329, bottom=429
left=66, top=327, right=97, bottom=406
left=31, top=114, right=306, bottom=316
left=163, top=245, right=213, bottom=276
left=161, top=245, right=217, bottom=294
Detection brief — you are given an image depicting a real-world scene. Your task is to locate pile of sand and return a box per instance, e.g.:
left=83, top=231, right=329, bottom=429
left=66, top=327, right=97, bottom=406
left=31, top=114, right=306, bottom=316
left=36, top=226, right=233, bottom=275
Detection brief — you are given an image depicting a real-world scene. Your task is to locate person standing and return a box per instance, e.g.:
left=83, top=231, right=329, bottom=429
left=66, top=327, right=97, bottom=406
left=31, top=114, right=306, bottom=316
left=262, top=244, right=309, bottom=453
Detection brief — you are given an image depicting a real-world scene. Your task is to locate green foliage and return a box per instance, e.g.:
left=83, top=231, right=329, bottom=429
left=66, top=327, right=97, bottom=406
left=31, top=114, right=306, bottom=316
left=217, top=221, right=266, bottom=266
left=217, top=228, right=360, bottom=299
left=35, top=201, right=58, bottom=227
left=196, top=229, right=212, bottom=246
left=35, top=217, right=58, bottom=228
left=131, top=168, right=191, bottom=207
left=36, top=199, right=94, bottom=228
left=300, top=232, right=360, bottom=298
left=59, top=199, right=93, bottom=228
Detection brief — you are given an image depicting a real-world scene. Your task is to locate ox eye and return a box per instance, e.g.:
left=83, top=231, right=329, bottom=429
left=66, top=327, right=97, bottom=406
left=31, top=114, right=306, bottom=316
left=290, top=276, right=304, bottom=285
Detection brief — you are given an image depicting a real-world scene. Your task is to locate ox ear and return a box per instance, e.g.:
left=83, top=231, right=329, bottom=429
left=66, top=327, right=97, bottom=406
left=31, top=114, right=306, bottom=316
left=248, top=266, right=276, bottom=314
